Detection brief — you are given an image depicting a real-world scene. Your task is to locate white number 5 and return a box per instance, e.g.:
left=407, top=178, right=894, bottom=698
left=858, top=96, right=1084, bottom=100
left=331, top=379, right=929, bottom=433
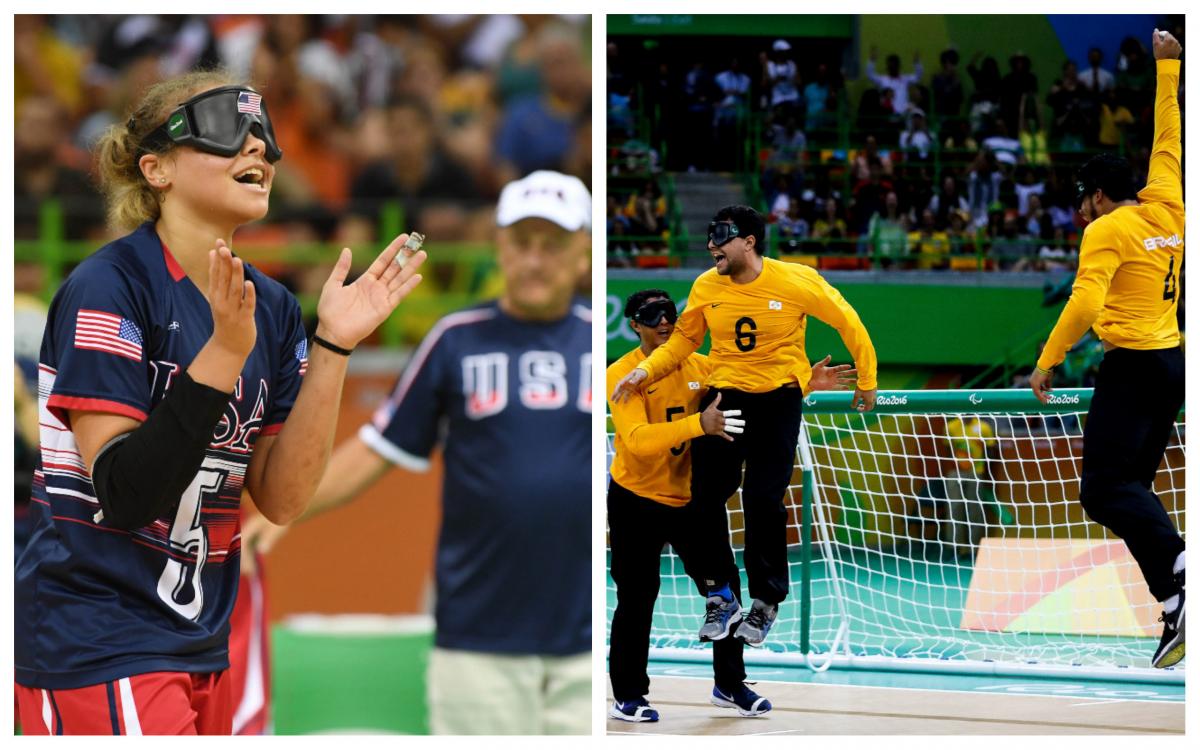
left=156, top=457, right=224, bottom=621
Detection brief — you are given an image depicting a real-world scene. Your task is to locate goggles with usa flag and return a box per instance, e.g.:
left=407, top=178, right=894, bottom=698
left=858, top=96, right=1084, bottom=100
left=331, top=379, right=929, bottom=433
left=138, top=85, right=282, bottom=163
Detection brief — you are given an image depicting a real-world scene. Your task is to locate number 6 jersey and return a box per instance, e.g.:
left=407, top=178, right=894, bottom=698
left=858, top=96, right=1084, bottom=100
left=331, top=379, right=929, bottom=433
left=15, top=223, right=307, bottom=689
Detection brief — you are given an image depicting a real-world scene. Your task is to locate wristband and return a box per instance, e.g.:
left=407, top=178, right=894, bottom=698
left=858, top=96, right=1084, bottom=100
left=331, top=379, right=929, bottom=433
left=313, top=334, right=353, bottom=357
left=1035, top=365, right=1054, bottom=375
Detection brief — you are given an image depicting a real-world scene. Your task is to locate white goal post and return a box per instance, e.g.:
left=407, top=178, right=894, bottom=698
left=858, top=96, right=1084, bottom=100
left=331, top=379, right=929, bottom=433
left=605, top=388, right=1185, bottom=684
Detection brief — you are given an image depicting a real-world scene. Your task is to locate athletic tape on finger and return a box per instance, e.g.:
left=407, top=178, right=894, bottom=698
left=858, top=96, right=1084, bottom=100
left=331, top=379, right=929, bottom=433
left=396, top=232, right=425, bottom=268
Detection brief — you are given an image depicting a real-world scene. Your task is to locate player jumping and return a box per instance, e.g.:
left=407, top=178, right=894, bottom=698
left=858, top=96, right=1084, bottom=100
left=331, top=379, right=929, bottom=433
left=1030, top=29, right=1185, bottom=669
left=612, top=205, right=878, bottom=647
left=14, top=71, right=425, bottom=734
left=607, top=288, right=855, bottom=721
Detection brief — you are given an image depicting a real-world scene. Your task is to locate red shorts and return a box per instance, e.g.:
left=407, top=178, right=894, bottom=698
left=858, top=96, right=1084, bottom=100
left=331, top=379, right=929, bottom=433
left=15, top=671, right=231, bottom=735
left=227, top=558, right=271, bottom=735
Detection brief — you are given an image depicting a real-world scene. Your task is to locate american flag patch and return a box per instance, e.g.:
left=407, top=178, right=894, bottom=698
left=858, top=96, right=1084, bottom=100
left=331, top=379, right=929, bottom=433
left=75, top=309, right=143, bottom=361
left=295, top=339, right=309, bottom=376
left=237, top=91, right=262, bottom=115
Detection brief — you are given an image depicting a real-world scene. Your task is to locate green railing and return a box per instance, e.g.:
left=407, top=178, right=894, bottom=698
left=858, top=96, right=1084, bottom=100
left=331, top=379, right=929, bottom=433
left=15, top=200, right=502, bottom=348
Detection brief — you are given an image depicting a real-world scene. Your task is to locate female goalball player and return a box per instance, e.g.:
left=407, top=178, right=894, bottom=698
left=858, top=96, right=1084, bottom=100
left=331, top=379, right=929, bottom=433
left=14, top=70, right=426, bottom=735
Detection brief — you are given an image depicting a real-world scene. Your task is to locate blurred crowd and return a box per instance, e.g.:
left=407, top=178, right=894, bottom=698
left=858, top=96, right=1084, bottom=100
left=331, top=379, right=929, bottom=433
left=607, top=16, right=1184, bottom=270
left=15, top=14, right=592, bottom=248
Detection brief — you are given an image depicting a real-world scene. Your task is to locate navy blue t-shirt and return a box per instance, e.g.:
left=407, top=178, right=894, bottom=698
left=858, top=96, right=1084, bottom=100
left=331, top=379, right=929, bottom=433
left=15, top=223, right=307, bottom=689
left=360, top=300, right=591, bottom=656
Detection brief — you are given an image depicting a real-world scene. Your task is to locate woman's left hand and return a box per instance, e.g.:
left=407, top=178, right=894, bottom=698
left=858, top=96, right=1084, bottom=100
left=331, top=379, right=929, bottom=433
left=315, top=233, right=427, bottom=349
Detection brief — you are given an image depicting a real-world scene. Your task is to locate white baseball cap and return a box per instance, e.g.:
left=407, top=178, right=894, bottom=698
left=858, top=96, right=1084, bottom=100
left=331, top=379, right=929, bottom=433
left=496, top=170, right=592, bottom=232
left=773, top=39, right=791, bottom=52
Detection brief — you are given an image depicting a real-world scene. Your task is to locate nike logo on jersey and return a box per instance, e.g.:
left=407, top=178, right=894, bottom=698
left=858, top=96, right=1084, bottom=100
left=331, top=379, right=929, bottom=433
left=711, top=303, right=722, bottom=308
left=769, top=300, right=783, bottom=310
left=647, top=387, right=658, bottom=394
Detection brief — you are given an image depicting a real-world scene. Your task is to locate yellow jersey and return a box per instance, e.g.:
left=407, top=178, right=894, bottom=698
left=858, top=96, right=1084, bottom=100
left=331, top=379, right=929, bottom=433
left=637, top=257, right=877, bottom=393
left=608, top=347, right=711, bottom=507
left=1039, top=59, right=1184, bottom=370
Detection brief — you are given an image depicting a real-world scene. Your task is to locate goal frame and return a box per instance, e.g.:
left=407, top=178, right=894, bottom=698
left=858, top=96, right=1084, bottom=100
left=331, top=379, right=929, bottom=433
left=608, top=388, right=1185, bottom=685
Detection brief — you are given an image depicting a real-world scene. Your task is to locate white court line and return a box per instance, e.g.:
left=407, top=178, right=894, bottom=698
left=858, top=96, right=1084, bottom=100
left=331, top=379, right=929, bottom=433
left=642, top=671, right=1183, bottom=705
left=1069, top=699, right=1133, bottom=707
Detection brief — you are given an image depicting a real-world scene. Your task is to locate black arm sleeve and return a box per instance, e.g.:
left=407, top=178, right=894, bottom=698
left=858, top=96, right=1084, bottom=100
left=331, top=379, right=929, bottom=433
left=91, top=371, right=231, bottom=531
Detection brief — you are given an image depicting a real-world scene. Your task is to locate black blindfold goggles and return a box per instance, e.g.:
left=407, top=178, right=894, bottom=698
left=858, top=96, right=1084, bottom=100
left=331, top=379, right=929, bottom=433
left=708, top=221, right=741, bottom=247
left=631, top=299, right=678, bottom=327
left=137, top=86, right=283, bottom=163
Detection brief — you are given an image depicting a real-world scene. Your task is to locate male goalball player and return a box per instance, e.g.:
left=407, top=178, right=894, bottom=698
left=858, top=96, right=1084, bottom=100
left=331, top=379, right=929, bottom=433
left=612, top=205, right=878, bottom=647
left=607, top=289, right=854, bottom=721
left=1030, top=29, right=1185, bottom=669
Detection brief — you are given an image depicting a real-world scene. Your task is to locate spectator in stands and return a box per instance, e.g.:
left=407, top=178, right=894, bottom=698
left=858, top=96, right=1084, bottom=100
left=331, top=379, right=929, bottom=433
left=908, top=208, right=951, bottom=270
left=344, top=97, right=484, bottom=242
left=495, top=22, right=589, bottom=181
left=853, top=135, right=894, bottom=181
left=866, top=47, right=923, bottom=116
left=931, top=48, right=964, bottom=119
left=1080, top=46, right=1116, bottom=93
left=679, top=60, right=716, bottom=171
left=777, top=198, right=810, bottom=250
left=899, top=109, right=934, bottom=161
left=1017, top=92, right=1051, bottom=166
left=803, top=63, right=832, bottom=132
left=928, top=175, right=970, bottom=230
left=626, top=181, right=668, bottom=242
left=1097, top=86, right=1136, bottom=148
left=967, top=53, right=1002, bottom=108
left=763, top=116, right=806, bottom=196
left=761, top=40, right=801, bottom=120
left=1013, top=165, right=1046, bottom=219
left=1047, top=60, right=1095, bottom=151
left=1023, top=193, right=1047, bottom=237
left=14, top=15, right=86, bottom=118
left=607, top=194, right=633, bottom=261
left=967, top=149, right=1003, bottom=228
left=1116, top=35, right=1154, bottom=116
left=14, top=95, right=104, bottom=241
left=990, top=211, right=1028, bottom=270
left=852, top=162, right=893, bottom=234
left=715, top=57, right=752, bottom=125
left=946, top=208, right=974, bottom=257
left=812, top=197, right=849, bottom=246
left=865, top=190, right=908, bottom=266
left=999, top=51, right=1038, bottom=136
left=981, top=118, right=1023, bottom=166
left=713, top=57, right=751, bottom=170
left=942, top=117, right=978, bottom=153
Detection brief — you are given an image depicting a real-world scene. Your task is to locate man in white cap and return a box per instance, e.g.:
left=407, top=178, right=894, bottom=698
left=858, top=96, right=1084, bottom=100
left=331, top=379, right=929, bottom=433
left=764, top=39, right=800, bottom=117
left=280, top=171, right=592, bottom=734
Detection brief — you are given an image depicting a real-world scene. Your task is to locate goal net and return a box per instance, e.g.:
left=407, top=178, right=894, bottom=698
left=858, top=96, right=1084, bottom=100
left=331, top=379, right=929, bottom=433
left=605, top=389, right=1186, bottom=681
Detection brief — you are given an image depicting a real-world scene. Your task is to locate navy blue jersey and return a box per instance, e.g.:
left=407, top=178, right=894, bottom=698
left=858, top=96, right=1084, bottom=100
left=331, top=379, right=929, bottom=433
left=361, top=300, right=591, bottom=655
left=15, top=223, right=307, bottom=689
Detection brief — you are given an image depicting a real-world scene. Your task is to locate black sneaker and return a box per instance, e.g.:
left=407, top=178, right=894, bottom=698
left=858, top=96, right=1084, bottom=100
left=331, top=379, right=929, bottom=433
left=711, top=683, right=772, bottom=717
left=1152, top=578, right=1185, bottom=669
left=736, top=599, right=778, bottom=647
left=699, top=595, right=742, bottom=642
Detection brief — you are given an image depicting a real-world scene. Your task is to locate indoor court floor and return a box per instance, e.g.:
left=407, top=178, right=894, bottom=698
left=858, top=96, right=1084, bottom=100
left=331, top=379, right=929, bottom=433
left=605, top=660, right=1184, bottom=735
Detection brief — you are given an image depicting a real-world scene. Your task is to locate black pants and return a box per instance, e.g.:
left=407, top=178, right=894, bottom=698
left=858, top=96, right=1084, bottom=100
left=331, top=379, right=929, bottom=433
left=691, top=386, right=803, bottom=605
left=607, top=481, right=746, bottom=702
left=1080, top=346, right=1185, bottom=601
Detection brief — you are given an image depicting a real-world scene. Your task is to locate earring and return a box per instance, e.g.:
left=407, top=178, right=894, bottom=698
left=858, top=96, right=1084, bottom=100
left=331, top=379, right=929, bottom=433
left=159, top=178, right=167, bottom=184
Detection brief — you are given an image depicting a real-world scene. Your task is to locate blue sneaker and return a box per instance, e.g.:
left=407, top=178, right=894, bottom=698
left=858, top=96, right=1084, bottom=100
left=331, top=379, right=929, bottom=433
left=711, top=683, right=772, bottom=717
left=609, top=698, right=660, bottom=722
left=699, top=594, right=742, bottom=642
left=736, top=599, right=778, bottom=647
